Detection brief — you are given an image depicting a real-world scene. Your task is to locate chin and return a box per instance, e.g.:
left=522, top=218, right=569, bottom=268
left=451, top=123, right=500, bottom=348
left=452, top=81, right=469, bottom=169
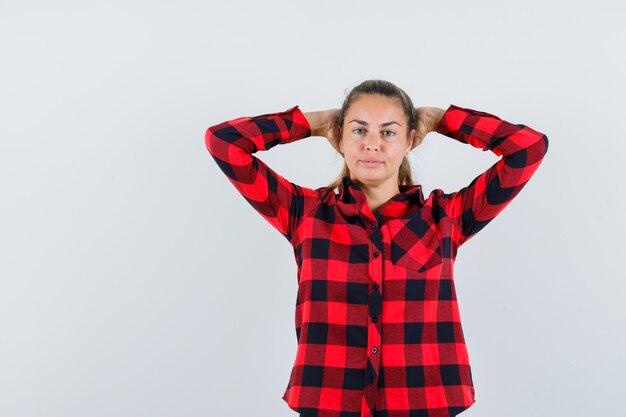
left=354, top=171, right=385, bottom=183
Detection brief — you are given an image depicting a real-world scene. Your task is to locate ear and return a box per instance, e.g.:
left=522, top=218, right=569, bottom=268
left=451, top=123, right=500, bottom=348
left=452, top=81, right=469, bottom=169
left=408, top=128, right=417, bottom=151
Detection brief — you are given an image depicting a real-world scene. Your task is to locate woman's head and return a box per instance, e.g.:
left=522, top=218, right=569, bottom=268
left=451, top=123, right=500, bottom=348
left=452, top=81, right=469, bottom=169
left=329, top=79, right=420, bottom=191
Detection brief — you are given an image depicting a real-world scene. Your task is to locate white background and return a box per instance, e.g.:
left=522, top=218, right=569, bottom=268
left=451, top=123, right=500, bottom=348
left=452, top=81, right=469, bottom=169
left=1, top=1, right=624, bottom=416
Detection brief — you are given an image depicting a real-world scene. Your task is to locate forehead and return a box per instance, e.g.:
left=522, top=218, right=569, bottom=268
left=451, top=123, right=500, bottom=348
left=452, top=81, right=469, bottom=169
left=347, top=94, right=405, bottom=122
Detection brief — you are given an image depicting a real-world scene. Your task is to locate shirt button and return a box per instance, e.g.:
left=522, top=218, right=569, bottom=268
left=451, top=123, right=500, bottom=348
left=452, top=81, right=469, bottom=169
left=373, top=284, right=379, bottom=289
left=373, top=251, right=380, bottom=258
left=372, top=316, right=378, bottom=322
left=371, top=347, right=378, bottom=354
left=370, top=224, right=377, bottom=231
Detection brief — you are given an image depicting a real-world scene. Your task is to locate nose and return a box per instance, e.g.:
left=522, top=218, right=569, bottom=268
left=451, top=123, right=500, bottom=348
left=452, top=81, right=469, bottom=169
left=364, top=131, right=381, bottom=151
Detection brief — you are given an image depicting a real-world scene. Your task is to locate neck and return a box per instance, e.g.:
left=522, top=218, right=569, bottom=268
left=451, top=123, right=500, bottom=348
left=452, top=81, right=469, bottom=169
left=353, top=177, right=401, bottom=212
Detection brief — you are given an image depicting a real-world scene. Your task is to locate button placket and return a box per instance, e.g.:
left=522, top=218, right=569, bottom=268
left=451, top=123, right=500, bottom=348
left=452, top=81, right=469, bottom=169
left=367, top=218, right=382, bottom=372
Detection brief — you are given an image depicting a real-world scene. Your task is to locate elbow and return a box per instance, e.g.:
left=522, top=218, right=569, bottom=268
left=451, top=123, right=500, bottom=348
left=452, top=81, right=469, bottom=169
left=520, top=132, right=549, bottom=167
left=205, top=126, right=218, bottom=154
left=528, top=133, right=549, bottom=167
left=541, top=133, right=549, bottom=156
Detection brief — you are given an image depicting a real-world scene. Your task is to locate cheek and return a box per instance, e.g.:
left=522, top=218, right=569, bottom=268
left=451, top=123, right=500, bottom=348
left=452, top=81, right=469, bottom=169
left=390, top=153, right=406, bottom=168
left=342, top=145, right=358, bottom=160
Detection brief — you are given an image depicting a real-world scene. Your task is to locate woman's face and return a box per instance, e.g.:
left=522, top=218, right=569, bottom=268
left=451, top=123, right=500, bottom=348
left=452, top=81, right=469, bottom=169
left=340, top=94, right=415, bottom=189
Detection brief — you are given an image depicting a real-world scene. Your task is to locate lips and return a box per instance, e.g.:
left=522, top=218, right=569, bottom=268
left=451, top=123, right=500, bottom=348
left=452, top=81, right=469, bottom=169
left=360, top=159, right=383, bottom=167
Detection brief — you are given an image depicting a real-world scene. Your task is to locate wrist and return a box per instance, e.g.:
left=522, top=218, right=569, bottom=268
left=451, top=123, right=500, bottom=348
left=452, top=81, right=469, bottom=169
left=302, top=110, right=326, bottom=137
left=430, top=107, right=446, bottom=132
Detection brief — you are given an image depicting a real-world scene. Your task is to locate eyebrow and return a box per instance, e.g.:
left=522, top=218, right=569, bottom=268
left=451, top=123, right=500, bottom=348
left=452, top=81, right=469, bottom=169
left=348, top=119, right=402, bottom=127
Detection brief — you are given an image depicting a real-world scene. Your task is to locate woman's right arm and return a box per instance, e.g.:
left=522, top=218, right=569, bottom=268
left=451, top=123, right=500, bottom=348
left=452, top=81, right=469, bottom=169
left=302, top=108, right=342, bottom=154
left=205, top=105, right=321, bottom=242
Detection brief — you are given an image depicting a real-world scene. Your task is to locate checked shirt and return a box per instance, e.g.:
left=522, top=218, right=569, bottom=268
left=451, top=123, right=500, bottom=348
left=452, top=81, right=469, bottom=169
left=205, top=103, right=549, bottom=417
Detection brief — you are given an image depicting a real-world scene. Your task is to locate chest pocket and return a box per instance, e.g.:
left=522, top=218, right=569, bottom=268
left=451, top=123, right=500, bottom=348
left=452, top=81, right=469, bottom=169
left=388, top=220, right=443, bottom=273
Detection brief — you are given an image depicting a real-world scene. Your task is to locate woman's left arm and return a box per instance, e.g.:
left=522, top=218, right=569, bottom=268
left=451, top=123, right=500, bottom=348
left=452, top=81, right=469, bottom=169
left=429, top=104, right=549, bottom=249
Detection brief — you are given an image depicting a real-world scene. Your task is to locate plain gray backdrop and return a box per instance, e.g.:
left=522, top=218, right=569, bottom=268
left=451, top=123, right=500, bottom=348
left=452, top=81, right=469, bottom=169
left=1, top=1, right=624, bottom=416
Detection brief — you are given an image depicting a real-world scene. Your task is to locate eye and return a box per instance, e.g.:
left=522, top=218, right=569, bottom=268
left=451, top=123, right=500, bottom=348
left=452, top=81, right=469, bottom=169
left=383, top=130, right=396, bottom=137
left=353, top=128, right=365, bottom=134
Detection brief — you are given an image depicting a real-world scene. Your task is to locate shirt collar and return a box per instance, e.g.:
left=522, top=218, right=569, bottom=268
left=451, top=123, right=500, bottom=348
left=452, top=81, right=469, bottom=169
left=338, top=175, right=425, bottom=206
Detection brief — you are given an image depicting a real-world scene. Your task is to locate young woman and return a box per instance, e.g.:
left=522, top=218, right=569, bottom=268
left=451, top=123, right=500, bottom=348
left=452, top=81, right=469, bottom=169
left=205, top=79, right=549, bottom=417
